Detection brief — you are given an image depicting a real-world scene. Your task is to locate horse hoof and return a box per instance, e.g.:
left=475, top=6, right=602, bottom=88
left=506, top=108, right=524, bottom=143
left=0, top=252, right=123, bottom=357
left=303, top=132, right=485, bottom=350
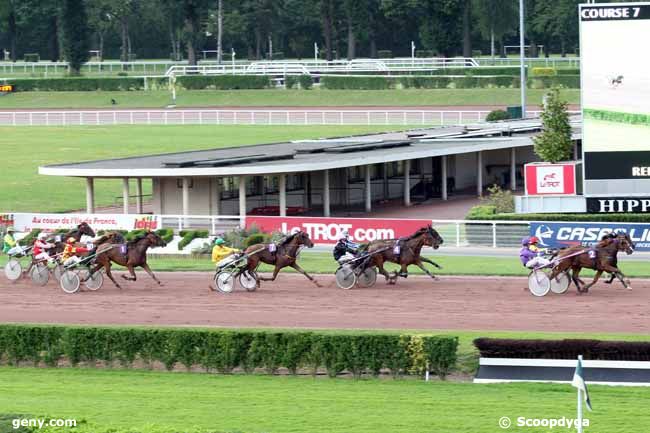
left=627, top=286, right=633, bottom=291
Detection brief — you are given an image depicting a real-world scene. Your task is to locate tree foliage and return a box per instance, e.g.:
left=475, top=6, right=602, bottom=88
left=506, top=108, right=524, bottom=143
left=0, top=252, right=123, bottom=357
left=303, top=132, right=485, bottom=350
left=533, top=87, right=573, bottom=163
left=60, top=0, right=90, bottom=75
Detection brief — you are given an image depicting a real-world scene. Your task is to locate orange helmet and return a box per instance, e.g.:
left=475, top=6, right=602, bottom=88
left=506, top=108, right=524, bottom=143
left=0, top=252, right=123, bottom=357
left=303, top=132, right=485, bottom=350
left=67, top=237, right=76, bottom=244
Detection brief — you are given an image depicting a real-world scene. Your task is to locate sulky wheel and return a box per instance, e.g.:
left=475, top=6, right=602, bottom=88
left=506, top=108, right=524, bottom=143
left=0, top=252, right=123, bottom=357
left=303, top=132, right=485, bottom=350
left=550, top=272, right=570, bottom=294
left=215, top=271, right=235, bottom=293
left=528, top=270, right=551, bottom=297
left=335, top=264, right=357, bottom=290
left=356, top=267, right=378, bottom=288
left=79, top=269, right=103, bottom=291
left=53, top=263, right=64, bottom=282
left=239, top=270, right=257, bottom=292
left=4, top=259, right=23, bottom=281
left=30, top=263, right=50, bottom=286
left=60, top=270, right=80, bottom=294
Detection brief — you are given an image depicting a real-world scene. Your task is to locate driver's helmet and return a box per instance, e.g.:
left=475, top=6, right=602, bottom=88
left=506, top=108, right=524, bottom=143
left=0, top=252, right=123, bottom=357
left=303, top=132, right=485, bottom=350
left=6, top=226, right=15, bottom=233
left=37, top=232, right=47, bottom=240
left=529, top=236, right=539, bottom=245
left=214, top=238, right=225, bottom=246
left=67, top=237, right=76, bottom=244
left=521, top=237, right=530, bottom=246
left=341, top=229, right=349, bottom=238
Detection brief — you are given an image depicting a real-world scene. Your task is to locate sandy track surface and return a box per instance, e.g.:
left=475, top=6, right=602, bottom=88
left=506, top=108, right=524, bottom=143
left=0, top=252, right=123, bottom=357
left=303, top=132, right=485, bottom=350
left=1, top=272, right=648, bottom=333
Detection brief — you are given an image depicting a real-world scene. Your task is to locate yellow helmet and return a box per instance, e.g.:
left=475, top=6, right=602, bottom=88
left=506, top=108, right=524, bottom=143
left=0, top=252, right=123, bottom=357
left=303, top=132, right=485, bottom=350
left=67, top=237, right=76, bottom=244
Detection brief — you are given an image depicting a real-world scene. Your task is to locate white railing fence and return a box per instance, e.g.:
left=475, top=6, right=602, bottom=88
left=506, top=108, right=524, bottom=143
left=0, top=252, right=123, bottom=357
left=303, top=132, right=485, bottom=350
left=0, top=109, right=577, bottom=127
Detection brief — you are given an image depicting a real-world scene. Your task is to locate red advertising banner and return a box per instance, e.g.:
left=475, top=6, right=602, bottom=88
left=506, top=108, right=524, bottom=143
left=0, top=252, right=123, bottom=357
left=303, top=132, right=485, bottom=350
left=246, top=216, right=432, bottom=244
left=525, top=163, right=577, bottom=195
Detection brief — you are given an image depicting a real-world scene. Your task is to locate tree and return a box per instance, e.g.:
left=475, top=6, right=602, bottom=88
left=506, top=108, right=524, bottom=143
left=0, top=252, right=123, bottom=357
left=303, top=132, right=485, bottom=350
left=472, top=0, right=517, bottom=58
left=533, top=88, right=573, bottom=163
left=0, top=0, right=18, bottom=61
left=532, top=0, right=580, bottom=57
left=59, top=0, right=90, bottom=75
left=416, top=0, right=464, bottom=56
left=180, top=0, right=209, bottom=65
left=87, top=0, right=114, bottom=61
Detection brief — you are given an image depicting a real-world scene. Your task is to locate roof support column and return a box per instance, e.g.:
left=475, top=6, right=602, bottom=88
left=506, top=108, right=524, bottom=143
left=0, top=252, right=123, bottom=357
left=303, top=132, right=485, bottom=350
left=135, top=178, right=143, bottom=213
left=238, top=176, right=247, bottom=227
left=365, top=165, right=372, bottom=213
left=323, top=169, right=330, bottom=217
left=182, top=177, right=190, bottom=216
left=510, top=147, right=517, bottom=191
left=477, top=150, right=483, bottom=197
left=441, top=156, right=448, bottom=201
left=122, top=178, right=130, bottom=214
left=85, top=177, right=95, bottom=214
left=403, top=159, right=411, bottom=207
left=213, top=178, right=221, bottom=216
left=383, top=163, right=389, bottom=200
left=279, top=174, right=287, bottom=217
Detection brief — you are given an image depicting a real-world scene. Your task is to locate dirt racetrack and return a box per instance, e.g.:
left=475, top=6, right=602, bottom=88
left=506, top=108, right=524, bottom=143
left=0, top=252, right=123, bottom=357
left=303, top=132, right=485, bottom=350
left=0, top=272, right=648, bottom=333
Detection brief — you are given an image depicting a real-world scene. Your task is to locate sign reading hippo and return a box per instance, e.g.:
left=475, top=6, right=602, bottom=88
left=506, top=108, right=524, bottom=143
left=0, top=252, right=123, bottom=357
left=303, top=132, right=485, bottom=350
left=245, top=216, right=432, bottom=245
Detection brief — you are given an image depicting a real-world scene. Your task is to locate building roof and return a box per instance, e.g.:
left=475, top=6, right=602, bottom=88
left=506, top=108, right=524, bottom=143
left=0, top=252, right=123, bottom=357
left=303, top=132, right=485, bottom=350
left=39, top=116, right=582, bottom=178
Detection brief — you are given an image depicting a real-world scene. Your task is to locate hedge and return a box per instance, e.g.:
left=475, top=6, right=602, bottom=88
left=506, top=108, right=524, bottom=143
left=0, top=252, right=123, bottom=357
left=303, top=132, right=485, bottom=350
left=178, top=230, right=210, bottom=250
left=527, top=75, right=580, bottom=89
left=0, top=325, right=458, bottom=379
left=466, top=205, right=650, bottom=222
left=176, top=75, right=270, bottom=90
left=474, top=338, right=650, bottom=361
left=4, top=77, right=149, bottom=91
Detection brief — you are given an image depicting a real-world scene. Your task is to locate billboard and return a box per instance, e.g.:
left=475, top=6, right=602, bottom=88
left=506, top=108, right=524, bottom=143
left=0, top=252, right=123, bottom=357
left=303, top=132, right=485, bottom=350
left=0, top=213, right=159, bottom=232
left=580, top=3, right=650, bottom=200
left=524, top=163, right=577, bottom=195
left=246, top=216, right=432, bottom=245
left=530, top=221, right=650, bottom=251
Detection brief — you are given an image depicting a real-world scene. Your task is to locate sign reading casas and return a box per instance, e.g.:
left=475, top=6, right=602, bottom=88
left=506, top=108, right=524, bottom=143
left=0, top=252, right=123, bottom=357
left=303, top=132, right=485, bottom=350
left=246, top=216, right=432, bottom=245
left=587, top=197, right=650, bottom=213
left=530, top=221, right=650, bottom=250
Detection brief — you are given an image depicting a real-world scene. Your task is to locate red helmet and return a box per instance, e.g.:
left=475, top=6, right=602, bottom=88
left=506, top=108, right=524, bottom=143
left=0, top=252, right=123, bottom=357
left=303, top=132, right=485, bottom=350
left=529, top=236, right=539, bottom=244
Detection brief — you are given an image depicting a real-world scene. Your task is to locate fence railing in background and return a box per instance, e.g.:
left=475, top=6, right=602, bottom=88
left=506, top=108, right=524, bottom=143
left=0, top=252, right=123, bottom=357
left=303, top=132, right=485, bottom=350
left=0, top=109, right=577, bottom=127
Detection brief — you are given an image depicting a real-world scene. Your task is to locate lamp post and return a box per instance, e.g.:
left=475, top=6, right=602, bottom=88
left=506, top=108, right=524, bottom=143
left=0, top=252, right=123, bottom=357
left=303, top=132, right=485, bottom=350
left=231, top=48, right=236, bottom=74
left=411, top=41, right=416, bottom=66
left=519, top=0, right=526, bottom=118
left=314, top=42, right=319, bottom=61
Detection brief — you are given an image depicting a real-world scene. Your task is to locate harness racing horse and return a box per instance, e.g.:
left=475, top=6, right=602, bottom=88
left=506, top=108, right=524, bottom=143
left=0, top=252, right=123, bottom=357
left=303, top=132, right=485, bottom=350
left=548, top=233, right=634, bottom=293
left=366, top=225, right=444, bottom=285
left=50, top=222, right=97, bottom=255
left=89, top=231, right=167, bottom=289
left=244, top=230, right=320, bottom=288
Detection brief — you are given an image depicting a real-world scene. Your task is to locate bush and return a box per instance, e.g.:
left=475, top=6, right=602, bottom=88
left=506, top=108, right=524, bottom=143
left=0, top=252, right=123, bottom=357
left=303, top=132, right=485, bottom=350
left=244, top=233, right=270, bottom=247
left=178, top=230, right=209, bottom=251
left=320, top=76, right=391, bottom=90
left=155, top=228, right=174, bottom=244
left=528, top=75, right=580, bottom=89
left=474, top=338, right=650, bottom=361
left=485, top=109, right=511, bottom=122
left=298, top=74, right=313, bottom=89
left=531, top=67, right=556, bottom=77
left=0, top=325, right=459, bottom=379
left=480, top=184, right=514, bottom=214
left=284, top=75, right=298, bottom=89
left=176, top=75, right=270, bottom=90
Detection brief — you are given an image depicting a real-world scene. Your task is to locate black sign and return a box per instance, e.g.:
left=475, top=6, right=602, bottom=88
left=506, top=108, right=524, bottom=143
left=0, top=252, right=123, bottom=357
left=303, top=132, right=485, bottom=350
left=587, top=197, right=650, bottom=213
left=584, top=151, right=650, bottom=180
left=580, top=5, right=650, bottom=21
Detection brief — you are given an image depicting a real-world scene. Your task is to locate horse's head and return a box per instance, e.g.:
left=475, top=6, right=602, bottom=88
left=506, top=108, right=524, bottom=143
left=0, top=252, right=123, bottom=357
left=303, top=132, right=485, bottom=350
left=145, top=231, right=167, bottom=248
left=426, top=225, right=443, bottom=250
left=78, top=222, right=95, bottom=238
left=293, top=230, right=314, bottom=248
left=615, top=232, right=635, bottom=255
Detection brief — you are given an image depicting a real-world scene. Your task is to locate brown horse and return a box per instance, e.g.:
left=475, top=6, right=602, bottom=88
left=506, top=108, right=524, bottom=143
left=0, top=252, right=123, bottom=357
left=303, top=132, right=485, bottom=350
left=548, top=232, right=634, bottom=293
left=244, top=230, right=319, bottom=288
left=366, top=225, right=444, bottom=284
left=49, top=222, right=97, bottom=256
left=89, top=231, right=167, bottom=289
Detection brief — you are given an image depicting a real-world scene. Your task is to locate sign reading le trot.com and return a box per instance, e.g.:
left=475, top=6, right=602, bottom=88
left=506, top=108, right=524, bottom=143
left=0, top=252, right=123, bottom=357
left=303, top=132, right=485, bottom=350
left=580, top=2, right=650, bottom=203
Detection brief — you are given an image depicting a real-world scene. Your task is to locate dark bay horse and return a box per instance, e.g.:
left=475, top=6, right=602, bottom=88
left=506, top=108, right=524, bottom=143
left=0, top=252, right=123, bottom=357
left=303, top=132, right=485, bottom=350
left=89, top=231, right=167, bottom=289
left=366, top=225, right=444, bottom=285
left=49, top=222, right=96, bottom=255
left=244, top=230, right=319, bottom=288
left=548, top=233, right=634, bottom=293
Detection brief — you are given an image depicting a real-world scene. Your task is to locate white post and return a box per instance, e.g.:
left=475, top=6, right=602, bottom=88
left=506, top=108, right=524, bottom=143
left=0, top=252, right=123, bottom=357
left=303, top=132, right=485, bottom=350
left=135, top=178, right=143, bottom=213
left=279, top=174, right=287, bottom=217
left=510, top=147, right=517, bottom=191
left=214, top=178, right=221, bottom=216
left=577, top=355, right=584, bottom=433
left=477, top=151, right=483, bottom=196
left=182, top=177, right=190, bottom=216
left=238, top=176, right=247, bottom=226
left=492, top=222, right=497, bottom=248
left=122, top=178, right=130, bottom=214
left=365, top=165, right=372, bottom=213
left=323, top=169, right=331, bottom=217
left=85, top=178, right=95, bottom=214
left=404, top=159, right=411, bottom=207
left=519, top=0, right=526, bottom=117
left=441, top=155, right=448, bottom=201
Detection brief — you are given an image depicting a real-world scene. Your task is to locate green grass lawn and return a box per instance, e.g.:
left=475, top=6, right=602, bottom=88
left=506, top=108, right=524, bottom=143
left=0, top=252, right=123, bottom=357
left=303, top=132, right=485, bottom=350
left=0, top=88, right=581, bottom=109
left=0, top=367, right=647, bottom=433
left=0, top=125, right=395, bottom=212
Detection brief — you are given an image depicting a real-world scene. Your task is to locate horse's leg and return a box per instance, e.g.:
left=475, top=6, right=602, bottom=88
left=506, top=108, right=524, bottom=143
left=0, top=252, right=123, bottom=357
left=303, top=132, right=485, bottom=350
left=141, top=262, right=162, bottom=285
left=420, top=256, right=442, bottom=269
left=582, top=270, right=603, bottom=293
left=290, top=262, right=321, bottom=287
left=375, top=258, right=393, bottom=283
left=604, top=273, right=615, bottom=284
left=601, top=265, right=631, bottom=290
left=571, top=266, right=584, bottom=294
left=259, top=265, right=282, bottom=281
left=415, top=260, right=438, bottom=281
left=103, top=262, right=121, bottom=289
left=121, top=263, right=137, bottom=281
